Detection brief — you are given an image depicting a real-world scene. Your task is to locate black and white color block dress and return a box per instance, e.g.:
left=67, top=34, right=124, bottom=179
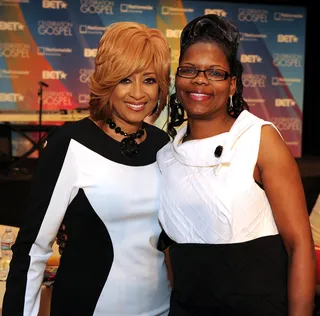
left=3, top=117, right=171, bottom=316
left=157, top=110, right=288, bottom=316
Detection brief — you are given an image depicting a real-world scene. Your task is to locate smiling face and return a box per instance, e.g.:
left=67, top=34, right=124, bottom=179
left=109, top=65, right=159, bottom=126
left=176, top=41, right=236, bottom=120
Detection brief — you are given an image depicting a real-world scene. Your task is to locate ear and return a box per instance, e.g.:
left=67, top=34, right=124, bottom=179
left=230, top=76, right=237, bottom=96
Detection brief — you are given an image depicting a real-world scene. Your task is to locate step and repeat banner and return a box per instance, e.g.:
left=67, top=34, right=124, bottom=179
left=0, top=0, right=306, bottom=157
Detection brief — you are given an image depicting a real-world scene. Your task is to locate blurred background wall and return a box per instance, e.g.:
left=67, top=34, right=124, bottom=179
left=0, top=0, right=318, bottom=226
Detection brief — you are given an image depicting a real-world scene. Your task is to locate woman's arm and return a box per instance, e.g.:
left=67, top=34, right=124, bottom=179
left=2, top=128, right=78, bottom=316
left=309, top=194, right=320, bottom=247
left=163, top=247, right=174, bottom=288
left=157, top=230, right=174, bottom=288
left=257, top=125, right=316, bottom=316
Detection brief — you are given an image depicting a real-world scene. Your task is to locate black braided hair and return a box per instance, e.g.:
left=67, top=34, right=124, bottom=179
left=167, top=92, right=186, bottom=138
left=179, top=14, right=240, bottom=65
left=227, top=60, right=249, bottom=118
left=167, top=14, right=249, bottom=136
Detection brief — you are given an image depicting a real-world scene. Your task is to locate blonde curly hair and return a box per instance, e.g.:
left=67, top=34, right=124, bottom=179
left=88, top=22, right=171, bottom=122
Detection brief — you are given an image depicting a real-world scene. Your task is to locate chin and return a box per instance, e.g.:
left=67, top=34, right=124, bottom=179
left=186, top=108, right=208, bottom=118
left=126, top=112, right=150, bottom=124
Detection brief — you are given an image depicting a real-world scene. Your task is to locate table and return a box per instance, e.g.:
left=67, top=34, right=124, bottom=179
left=0, top=282, right=53, bottom=316
left=0, top=225, right=60, bottom=315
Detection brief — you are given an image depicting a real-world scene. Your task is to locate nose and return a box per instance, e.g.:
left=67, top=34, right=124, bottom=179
left=130, top=82, right=145, bottom=99
left=192, top=71, right=209, bottom=85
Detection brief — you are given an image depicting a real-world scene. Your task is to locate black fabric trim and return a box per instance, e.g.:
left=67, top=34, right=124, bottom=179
left=51, top=189, right=113, bottom=315
left=168, top=234, right=287, bottom=316
left=157, top=230, right=175, bottom=251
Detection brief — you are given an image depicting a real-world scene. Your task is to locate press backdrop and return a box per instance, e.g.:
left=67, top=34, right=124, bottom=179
left=0, top=0, right=306, bottom=157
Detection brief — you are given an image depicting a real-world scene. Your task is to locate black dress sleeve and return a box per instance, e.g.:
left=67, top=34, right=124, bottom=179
left=2, top=126, right=79, bottom=316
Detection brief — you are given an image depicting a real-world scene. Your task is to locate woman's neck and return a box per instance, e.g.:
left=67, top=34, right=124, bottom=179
left=185, top=115, right=235, bottom=141
left=92, top=117, right=146, bottom=144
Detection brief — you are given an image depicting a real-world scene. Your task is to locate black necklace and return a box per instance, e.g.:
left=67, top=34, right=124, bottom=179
left=106, top=118, right=145, bottom=158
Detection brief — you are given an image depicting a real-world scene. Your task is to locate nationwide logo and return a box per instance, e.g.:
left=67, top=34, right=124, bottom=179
left=161, top=6, right=194, bottom=16
left=120, top=3, right=153, bottom=13
left=242, top=74, right=266, bottom=88
left=79, top=68, right=94, bottom=83
left=0, top=0, right=29, bottom=6
left=277, top=34, right=298, bottom=43
left=238, top=8, right=268, bottom=22
left=78, top=94, right=90, bottom=104
left=38, top=20, right=72, bottom=36
left=0, top=93, right=24, bottom=102
left=275, top=98, right=295, bottom=107
left=240, top=54, right=262, bottom=63
left=84, top=48, right=97, bottom=58
left=43, top=91, right=72, bottom=107
left=243, top=98, right=265, bottom=106
left=204, top=9, right=227, bottom=17
left=270, top=117, right=301, bottom=132
left=271, top=77, right=301, bottom=86
left=0, top=43, right=30, bottom=58
left=274, top=12, right=304, bottom=21
left=42, top=70, right=67, bottom=80
left=240, top=32, right=267, bottom=41
left=273, top=54, right=302, bottom=67
left=0, top=21, right=25, bottom=31
left=79, top=25, right=105, bottom=35
left=0, top=69, right=30, bottom=79
left=166, top=29, right=182, bottom=38
left=42, top=0, right=67, bottom=9
left=37, top=47, right=72, bottom=56
left=80, top=0, right=114, bottom=14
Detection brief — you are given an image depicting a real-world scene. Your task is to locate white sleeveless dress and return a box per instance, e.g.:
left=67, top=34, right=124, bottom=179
left=157, top=110, right=288, bottom=316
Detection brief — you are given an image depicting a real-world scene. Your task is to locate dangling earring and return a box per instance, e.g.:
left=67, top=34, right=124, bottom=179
left=156, top=100, right=160, bottom=114
left=166, top=94, right=170, bottom=106
left=229, top=95, right=233, bottom=109
left=227, top=95, right=234, bottom=117
left=150, top=101, right=159, bottom=115
left=168, top=93, right=184, bottom=120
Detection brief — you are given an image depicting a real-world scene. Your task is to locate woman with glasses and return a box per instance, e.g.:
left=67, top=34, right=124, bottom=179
left=157, top=14, right=315, bottom=315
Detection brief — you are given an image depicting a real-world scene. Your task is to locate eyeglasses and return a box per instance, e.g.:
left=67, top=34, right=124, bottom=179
left=177, top=66, right=230, bottom=81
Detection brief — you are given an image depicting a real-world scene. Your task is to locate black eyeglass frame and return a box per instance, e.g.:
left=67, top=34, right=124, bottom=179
left=176, top=66, right=231, bottom=81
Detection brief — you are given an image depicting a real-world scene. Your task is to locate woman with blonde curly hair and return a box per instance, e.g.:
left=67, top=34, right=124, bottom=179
left=3, top=22, right=171, bottom=316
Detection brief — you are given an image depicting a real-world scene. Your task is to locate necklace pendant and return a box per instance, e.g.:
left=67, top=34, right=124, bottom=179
left=120, top=138, right=139, bottom=158
left=106, top=118, right=144, bottom=158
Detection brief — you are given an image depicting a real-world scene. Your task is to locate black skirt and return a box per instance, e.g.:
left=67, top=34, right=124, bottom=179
left=167, top=234, right=288, bottom=316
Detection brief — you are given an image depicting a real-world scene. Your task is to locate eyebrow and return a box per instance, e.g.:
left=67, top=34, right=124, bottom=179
left=181, top=62, right=225, bottom=69
left=143, top=72, right=156, bottom=76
